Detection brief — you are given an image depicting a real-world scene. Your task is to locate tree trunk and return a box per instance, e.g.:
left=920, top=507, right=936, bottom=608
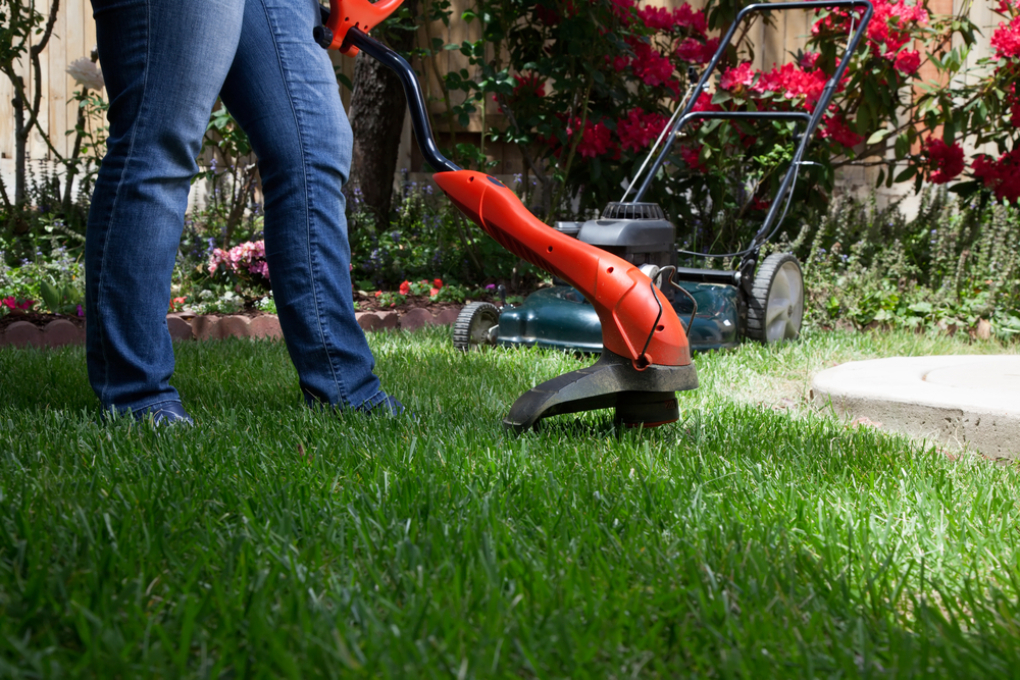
left=345, top=3, right=419, bottom=230
left=13, top=87, right=26, bottom=208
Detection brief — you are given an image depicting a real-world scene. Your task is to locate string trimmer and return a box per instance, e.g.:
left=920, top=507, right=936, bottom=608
left=314, top=0, right=697, bottom=433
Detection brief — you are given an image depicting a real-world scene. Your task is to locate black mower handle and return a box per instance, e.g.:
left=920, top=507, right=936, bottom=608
left=316, top=8, right=460, bottom=174
left=633, top=0, right=874, bottom=254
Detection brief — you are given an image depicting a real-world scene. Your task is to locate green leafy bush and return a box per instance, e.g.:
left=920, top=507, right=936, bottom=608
left=349, top=181, right=521, bottom=290
left=788, top=189, right=1020, bottom=338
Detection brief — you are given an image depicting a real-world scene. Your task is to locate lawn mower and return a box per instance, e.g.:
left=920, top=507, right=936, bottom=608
left=315, top=0, right=872, bottom=433
left=448, top=1, right=873, bottom=355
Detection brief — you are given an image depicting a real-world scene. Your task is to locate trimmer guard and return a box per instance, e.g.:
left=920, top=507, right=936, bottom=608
left=504, top=349, right=697, bottom=434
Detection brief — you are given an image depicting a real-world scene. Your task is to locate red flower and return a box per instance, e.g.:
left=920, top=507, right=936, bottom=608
left=617, top=108, right=668, bottom=152
left=992, top=15, right=1020, bottom=59
left=399, top=280, right=411, bottom=295
left=754, top=63, right=830, bottom=111
left=637, top=5, right=673, bottom=32
left=720, top=62, right=755, bottom=91
left=894, top=49, right=921, bottom=75
left=430, top=288, right=440, bottom=297
left=820, top=114, right=863, bottom=148
left=924, top=137, right=965, bottom=184
left=577, top=120, right=615, bottom=158
left=433, top=278, right=443, bottom=289
left=676, top=37, right=718, bottom=65
left=513, top=73, right=546, bottom=100
left=631, top=42, right=675, bottom=86
left=691, top=91, right=721, bottom=113
left=973, top=150, right=1020, bottom=202
left=672, top=4, right=707, bottom=36
left=679, top=145, right=705, bottom=171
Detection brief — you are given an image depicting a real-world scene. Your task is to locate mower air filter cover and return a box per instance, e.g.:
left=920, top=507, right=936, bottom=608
left=601, top=202, right=666, bottom=221
left=577, top=216, right=675, bottom=254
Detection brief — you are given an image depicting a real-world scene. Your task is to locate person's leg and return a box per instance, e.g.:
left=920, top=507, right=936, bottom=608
left=218, top=0, right=396, bottom=411
left=86, top=0, right=244, bottom=415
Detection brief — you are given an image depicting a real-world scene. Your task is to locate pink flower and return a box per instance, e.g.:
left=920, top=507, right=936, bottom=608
left=430, top=288, right=440, bottom=297
left=799, top=52, right=821, bottom=70
left=894, top=50, right=921, bottom=75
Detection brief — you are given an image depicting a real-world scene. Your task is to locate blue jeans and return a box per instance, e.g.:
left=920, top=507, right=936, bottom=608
left=86, top=0, right=390, bottom=414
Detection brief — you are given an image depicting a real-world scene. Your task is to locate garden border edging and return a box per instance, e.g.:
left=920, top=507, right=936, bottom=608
left=0, top=306, right=462, bottom=348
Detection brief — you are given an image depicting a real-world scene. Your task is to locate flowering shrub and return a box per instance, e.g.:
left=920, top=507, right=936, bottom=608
left=207, top=240, right=270, bottom=292
left=446, top=0, right=988, bottom=251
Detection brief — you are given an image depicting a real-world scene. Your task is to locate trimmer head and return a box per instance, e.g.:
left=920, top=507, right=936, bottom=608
left=503, top=349, right=697, bottom=434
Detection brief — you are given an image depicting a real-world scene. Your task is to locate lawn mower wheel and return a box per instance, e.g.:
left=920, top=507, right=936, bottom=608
left=746, top=252, right=804, bottom=344
left=453, top=301, right=501, bottom=351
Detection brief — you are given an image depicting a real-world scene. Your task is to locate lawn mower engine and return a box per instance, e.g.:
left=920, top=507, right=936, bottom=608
left=457, top=202, right=741, bottom=356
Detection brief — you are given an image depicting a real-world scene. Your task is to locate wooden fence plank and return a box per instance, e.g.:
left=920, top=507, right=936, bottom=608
left=48, top=0, right=68, bottom=160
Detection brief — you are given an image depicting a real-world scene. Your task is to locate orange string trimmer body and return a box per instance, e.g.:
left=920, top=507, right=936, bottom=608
left=435, top=172, right=690, bottom=368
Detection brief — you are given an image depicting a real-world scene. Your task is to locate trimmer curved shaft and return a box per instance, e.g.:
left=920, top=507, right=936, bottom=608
left=434, top=171, right=690, bottom=368
left=316, top=8, right=698, bottom=431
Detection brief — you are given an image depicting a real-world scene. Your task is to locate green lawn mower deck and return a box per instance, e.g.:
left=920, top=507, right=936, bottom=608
left=454, top=202, right=806, bottom=355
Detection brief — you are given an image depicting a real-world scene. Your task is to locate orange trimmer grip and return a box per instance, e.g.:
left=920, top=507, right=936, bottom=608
left=434, top=171, right=691, bottom=368
left=325, top=0, right=403, bottom=55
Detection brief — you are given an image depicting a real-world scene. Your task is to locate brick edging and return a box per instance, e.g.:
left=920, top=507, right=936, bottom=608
left=0, top=306, right=462, bottom=348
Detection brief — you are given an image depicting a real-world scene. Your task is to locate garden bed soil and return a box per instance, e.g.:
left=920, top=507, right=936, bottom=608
left=353, top=292, right=478, bottom=317
left=0, top=311, right=85, bottom=332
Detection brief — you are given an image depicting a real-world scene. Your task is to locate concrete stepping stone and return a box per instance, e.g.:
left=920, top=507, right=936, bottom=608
left=813, top=355, right=1020, bottom=460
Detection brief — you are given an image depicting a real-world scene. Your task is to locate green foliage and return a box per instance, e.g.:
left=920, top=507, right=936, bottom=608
left=196, top=106, right=262, bottom=251
left=788, top=189, right=1020, bottom=338
left=349, top=181, right=522, bottom=290
left=0, top=234, right=84, bottom=315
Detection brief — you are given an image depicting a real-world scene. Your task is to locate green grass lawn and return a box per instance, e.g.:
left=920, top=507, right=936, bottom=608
left=1, top=328, right=1019, bottom=677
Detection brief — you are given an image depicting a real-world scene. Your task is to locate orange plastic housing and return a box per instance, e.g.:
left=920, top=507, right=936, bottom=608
left=323, top=0, right=403, bottom=55
left=435, top=171, right=692, bottom=368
